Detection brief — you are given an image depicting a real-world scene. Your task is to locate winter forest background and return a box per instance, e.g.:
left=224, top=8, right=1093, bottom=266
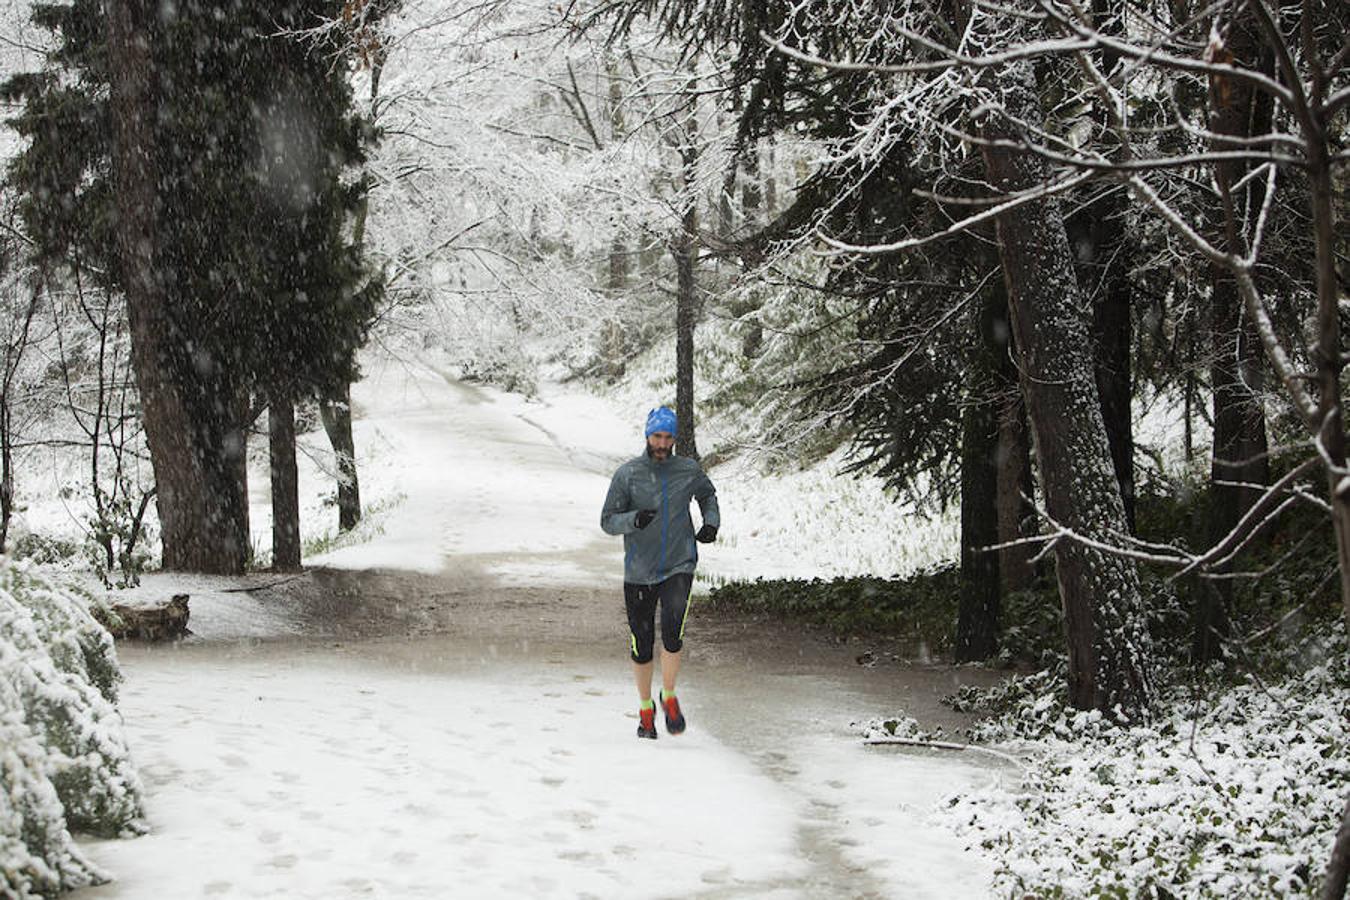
left=0, top=0, right=1347, bottom=897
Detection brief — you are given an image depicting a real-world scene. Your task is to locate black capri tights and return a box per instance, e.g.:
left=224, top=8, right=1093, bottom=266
left=624, top=573, right=694, bottom=664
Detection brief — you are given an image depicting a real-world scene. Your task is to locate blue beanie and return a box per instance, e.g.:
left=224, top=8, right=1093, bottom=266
left=644, top=406, right=677, bottom=438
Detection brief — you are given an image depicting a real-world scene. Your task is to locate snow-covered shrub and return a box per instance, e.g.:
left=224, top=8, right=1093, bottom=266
left=0, top=671, right=104, bottom=899
left=12, top=566, right=122, bottom=705
left=854, top=712, right=945, bottom=742
left=943, top=629, right=1350, bottom=897
left=8, top=532, right=82, bottom=569
left=0, top=559, right=144, bottom=896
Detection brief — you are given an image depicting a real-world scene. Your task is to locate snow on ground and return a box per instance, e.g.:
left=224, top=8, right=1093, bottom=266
left=70, top=351, right=1004, bottom=899
left=11, top=345, right=956, bottom=587
left=109, top=573, right=312, bottom=641
left=79, top=638, right=1001, bottom=899
left=287, top=350, right=958, bottom=587
left=79, top=644, right=806, bottom=899
left=271, top=355, right=625, bottom=581
left=1134, top=387, right=1212, bottom=484
left=941, top=652, right=1350, bottom=897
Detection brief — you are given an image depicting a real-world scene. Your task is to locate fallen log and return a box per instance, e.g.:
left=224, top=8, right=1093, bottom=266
left=96, top=594, right=191, bottom=641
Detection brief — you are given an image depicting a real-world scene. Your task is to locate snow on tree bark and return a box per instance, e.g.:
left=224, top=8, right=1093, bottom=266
left=320, top=385, right=361, bottom=533
left=979, top=62, right=1153, bottom=714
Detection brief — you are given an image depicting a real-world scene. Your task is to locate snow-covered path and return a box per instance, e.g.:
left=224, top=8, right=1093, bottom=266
left=78, top=358, right=1004, bottom=898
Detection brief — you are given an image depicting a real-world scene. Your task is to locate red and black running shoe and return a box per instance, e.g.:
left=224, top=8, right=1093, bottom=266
left=637, top=704, right=658, bottom=740
left=662, top=693, right=686, bottom=735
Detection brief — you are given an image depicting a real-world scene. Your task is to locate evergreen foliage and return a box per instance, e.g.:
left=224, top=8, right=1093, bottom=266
left=3, top=0, right=380, bottom=402
left=2, top=1, right=382, bottom=571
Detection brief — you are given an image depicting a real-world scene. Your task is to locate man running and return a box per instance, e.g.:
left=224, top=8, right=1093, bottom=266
left=600, top=406, right=719, bottom=739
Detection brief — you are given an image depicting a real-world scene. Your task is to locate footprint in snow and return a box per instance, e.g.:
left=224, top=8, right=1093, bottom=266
left=700, top=867, right=732, bottom=885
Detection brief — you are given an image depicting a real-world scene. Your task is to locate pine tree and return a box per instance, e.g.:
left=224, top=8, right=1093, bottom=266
left=5, top=0, right=380, bottom=573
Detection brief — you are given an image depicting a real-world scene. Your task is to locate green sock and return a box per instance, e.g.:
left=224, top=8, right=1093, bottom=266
left=640, top=699, right=655, bottom=711
left=661, top=689, right=675, bottom=701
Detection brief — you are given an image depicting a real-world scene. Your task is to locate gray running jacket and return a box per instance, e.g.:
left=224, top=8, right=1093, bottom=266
left=601, top=452, right=720, bottom=586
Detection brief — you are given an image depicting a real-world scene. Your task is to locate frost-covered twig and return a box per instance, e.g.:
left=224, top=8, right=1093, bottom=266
left=863, top=737, right=1030, bottom=769
left=1184, top=677, right=1241, bottom=815
left=817, top=171, right=1094, bottom=255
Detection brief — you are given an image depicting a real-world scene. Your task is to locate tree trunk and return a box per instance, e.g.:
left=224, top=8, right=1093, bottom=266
left=319, top=383, right=361, bottom=532
left=1309, top=145, right=1350, bottom=626
left=269, top=391, right=301, bottom=572
left=673, top=85, right=700, bottom=461
left=1087, top=210, right=1135, bottom=533
left=989, top=273, right=1037, bottom=594
left=1085, top=0, right=1135, bottom=534
left=312, top=48, right=378, bottom=538
left=1066, top=195, right=1134, bottom=533
left=957, top=395, right=1001, bottom=661
left=718, top=164, right=737, bottom=240
left=609, top=236, right=630, bottom=292
left=1184, top=369, right=1196, bottom=462
left=956, top=287, right=1004, bottom=660
left=0, top=286, right=37, bottom=555
left=763, top=142, right=777, bottom=218
left=1323, top=791, right=1350, bottom=900
left=742, top=142, right=763, bottom=228
left=1196, top=9, right=1273, bottom=661
left=0, top=393, right=11, bottom=554
left=980, top=63, right=1153, bottom=715
left=1198, top=287, right=1269, bottom=659
left=996, top=395, right=1036, bottom=592
left=606, top=56, right=629, bottom=292
left=673, top=203, right=699, bottom=461
left=737, top=143, right=766, bottom=358
left=108, top=0, right=248, bottom=574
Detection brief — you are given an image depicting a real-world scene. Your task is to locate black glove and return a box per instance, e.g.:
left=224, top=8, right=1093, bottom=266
left=696, top=524, right=718, bottom=543
left=634, top=509, right=657, bottom=529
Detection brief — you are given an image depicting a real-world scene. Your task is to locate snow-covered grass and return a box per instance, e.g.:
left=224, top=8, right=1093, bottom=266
left=940, top=633, right=1349, bottom=898
left=586, top=293, right=960, bottom=586
left=700, top=449, right=959, bottom=584
left=0, top=560, right=144, bottom=898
